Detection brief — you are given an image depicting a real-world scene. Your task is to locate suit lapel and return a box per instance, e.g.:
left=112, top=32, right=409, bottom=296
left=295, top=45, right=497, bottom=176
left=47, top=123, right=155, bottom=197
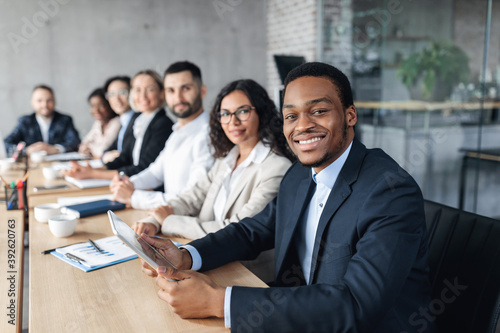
left=203, top=162, right=225, bottom=221
left=308, top=176, right=352, bottom=282
left=124, top=112, right=139, bottom=149
left=140, top=109, right=163, bottom=152
left=276, top=174, right=316, bottom=275
left=126, top=112, right=139, bottom=135
left=30, top=113, right=44, bottom=143
left=221, top=164, right=251, bottom=218
left=47, top=111, right=58, bottom=143
left=308, top=139, right=366, bottom=283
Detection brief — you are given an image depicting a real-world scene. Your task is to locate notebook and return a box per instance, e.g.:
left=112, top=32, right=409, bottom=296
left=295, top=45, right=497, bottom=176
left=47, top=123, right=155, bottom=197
left=44, top=152, right=92, bottom=162
left=64, top=176, right=112, bottom=189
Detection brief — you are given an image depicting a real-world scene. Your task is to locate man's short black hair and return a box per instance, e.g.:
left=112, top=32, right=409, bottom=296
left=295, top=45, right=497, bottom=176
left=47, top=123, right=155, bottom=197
left=283, top=62, right=353, bottom=109
left=164, top=61, right=202, bottom=85
left=103, top=76, right=131, bottom=92
left=33, top=84, right=54, bottom=96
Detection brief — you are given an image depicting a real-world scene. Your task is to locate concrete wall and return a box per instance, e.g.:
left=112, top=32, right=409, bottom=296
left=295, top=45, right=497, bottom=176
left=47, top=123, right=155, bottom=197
left=0, top=0, right=267, bottom=139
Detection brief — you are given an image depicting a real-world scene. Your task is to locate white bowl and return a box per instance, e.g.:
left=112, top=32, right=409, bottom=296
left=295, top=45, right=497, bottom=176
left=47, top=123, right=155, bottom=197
left=43, top=167, right=62, bottom=180
left=34, top=203, right=61, bottom=223
left=0, top=158, right=15, bottom=171
left=48, top=215, right=77, bottom=237
left=30, top=150, right=47, bottom=163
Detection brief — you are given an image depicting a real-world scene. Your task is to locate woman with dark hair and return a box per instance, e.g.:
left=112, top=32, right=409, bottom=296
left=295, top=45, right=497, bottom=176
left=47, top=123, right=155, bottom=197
left=63, top=70, right=173, bottom=179
left=101, top=75, right=138, bottom=164
left=78, top=88, right=120, bottom=158
left=208, top=79, right=293, bottom=161
left=133, top=79, right=293, bottom=282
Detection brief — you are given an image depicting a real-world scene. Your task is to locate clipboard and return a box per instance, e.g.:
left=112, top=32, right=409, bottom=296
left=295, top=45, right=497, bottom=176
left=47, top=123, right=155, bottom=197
left=50, top=236, right=138, bottom=272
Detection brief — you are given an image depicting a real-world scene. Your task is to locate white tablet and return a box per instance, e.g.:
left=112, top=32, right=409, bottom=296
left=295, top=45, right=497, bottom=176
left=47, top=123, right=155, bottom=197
left=107, top=211, right=176, bottom=270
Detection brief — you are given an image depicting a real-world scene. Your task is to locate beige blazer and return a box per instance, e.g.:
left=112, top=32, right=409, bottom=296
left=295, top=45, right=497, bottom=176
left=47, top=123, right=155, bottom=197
left=161, top=149, right=292, bottom=282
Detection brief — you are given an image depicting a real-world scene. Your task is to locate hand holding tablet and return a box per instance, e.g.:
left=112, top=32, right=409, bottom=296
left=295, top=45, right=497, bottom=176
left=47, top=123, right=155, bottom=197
left=108, top=211, right=179, bottom=279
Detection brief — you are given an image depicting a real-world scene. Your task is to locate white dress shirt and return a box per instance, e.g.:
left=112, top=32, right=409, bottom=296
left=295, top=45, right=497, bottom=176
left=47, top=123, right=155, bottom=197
left=130, top=112, right=214, bottom=209
left=132, top=109, right=159, bottom=165
left=184, top=141, right=353, bottom=328
left=212, top=141, right=271, bottom=221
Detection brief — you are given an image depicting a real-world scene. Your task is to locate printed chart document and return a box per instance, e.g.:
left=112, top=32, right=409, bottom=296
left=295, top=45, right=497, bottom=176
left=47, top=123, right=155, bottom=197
left=65, top=176, right=111, bottom=189
left=51, top=236, right=138, bottom=272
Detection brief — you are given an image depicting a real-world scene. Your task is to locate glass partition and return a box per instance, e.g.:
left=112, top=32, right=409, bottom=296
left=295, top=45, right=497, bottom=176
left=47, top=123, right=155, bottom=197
left=324, top=0, right=500, bottom=218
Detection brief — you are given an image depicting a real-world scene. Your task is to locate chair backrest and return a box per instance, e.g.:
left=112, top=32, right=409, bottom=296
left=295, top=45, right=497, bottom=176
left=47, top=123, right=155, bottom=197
left=424, top=200, right=500, bottom=333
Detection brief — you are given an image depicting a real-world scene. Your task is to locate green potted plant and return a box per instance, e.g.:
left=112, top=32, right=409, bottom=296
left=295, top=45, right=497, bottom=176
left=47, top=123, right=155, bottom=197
left=397, top=40, right=470, bottom=101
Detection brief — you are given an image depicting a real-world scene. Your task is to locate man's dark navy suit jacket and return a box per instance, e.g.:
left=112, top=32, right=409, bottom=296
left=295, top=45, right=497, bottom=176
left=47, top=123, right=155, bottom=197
left=5, top=111, right=80, bottom=152
left=191, top=138, right=432, bottom=332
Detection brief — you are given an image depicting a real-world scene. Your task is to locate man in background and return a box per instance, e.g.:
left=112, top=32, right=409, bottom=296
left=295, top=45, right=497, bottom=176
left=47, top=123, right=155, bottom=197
left=4, top=84, right=80, bottom=155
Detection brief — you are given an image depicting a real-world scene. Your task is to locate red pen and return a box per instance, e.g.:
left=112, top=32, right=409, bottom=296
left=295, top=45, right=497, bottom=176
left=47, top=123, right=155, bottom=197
left=16, top=180, right=24, bottom=209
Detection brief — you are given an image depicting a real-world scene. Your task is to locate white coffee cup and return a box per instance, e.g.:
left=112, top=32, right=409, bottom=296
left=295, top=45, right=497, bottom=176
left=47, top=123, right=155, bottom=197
left=30, top=150, right=47, bottom=163
left=43, top=167, right=62, bottom=180
left=34, top=203, right=61, bottom=223
left=0, top=158, right=15, bottom=171
left=48, top=215, right=77, bottom=237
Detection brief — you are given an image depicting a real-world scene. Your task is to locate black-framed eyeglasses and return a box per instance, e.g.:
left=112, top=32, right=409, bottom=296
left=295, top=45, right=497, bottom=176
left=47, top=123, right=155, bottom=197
left=218, top=106, right=255, bottom=124
left=105, top=89, right=129, bottom=100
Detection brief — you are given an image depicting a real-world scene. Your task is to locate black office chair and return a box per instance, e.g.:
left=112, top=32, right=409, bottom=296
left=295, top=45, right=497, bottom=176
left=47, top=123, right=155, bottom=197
left=424, top=200, right=500, bottom=333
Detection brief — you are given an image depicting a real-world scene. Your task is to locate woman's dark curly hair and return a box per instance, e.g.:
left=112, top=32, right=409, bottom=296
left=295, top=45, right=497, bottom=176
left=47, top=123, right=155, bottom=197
left=209, top=79, right=294, bottom=161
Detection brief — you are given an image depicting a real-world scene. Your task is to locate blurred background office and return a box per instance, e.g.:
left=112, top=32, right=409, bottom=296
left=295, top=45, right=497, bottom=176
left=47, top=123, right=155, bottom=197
left=1, top=0, right=499, bottom=219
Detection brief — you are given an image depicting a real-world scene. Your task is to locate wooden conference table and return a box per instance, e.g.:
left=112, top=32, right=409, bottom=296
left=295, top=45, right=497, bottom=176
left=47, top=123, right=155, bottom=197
left=28, top=176, right=267, bottom=332
left=0, top=169, right=26, bottom=333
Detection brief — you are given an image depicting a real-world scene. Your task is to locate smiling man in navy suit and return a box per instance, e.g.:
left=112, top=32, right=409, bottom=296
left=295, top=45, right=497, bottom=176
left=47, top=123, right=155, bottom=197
left=139, top=62, right=432, bottom=333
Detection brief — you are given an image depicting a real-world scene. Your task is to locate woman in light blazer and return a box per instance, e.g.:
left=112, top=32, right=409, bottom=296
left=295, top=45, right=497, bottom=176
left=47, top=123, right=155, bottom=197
left=133, top=79, right=294, bottom=282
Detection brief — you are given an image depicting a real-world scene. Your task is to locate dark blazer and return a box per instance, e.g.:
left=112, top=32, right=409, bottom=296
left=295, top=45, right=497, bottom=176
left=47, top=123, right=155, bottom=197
left=4, top=111, right=80, bottom=152
left=105, top=109, right=173, bottom=177
left=104, top=111, right=140, bottom=152
left=190, top=139, right=432, bottom=332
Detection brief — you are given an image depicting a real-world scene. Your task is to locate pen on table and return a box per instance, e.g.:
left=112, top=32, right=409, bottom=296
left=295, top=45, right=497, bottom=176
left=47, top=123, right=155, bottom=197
left=22, top=171, right=30, bottom=182
left=41, top=248, right=57, bottom=255
left=88, top=238, right=103, bottom=253
left=65, top=253, right=86, bottom=264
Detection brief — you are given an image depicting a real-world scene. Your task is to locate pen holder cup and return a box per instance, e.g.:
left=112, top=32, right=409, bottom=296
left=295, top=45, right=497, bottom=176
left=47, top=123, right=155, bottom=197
left=4, top=183, right=28, bottom=211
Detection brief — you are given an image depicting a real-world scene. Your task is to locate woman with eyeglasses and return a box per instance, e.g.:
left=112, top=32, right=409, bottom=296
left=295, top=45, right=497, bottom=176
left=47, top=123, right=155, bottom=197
left=63, top=70, right=173, bottom=179
left=100, top=75, right=139, bottom=164
left=133, top=79, right=293, bottom=282
left=78, top=88, right=120, bottom=158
